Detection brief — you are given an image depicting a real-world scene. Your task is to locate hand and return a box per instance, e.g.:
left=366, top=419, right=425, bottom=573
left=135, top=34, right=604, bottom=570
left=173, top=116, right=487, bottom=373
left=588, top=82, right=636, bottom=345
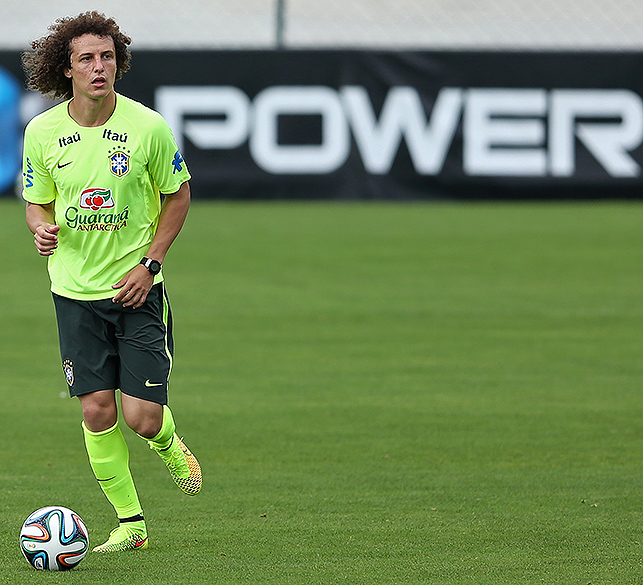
left=112, top=265, right=154, bottom=308
left=34, top=224, right=60, bottom=256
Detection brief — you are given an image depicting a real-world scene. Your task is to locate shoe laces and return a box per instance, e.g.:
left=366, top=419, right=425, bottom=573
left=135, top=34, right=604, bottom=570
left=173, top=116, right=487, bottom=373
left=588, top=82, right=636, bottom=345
left=157, top=436, right=189, bottom=475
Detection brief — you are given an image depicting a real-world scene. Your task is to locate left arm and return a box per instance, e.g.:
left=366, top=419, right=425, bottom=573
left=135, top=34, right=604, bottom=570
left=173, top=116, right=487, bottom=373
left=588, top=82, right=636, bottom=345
left=112, top=181, right=191, bottom=308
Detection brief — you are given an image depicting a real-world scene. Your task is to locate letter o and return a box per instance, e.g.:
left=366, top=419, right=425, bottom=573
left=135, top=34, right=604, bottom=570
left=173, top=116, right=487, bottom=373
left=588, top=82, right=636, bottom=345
left=250, top=86, right=350, bottom=174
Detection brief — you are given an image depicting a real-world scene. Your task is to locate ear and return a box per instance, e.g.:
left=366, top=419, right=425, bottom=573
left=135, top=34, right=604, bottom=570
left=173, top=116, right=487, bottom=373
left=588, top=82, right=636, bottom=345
left=64, top=66, right=72, bottom=79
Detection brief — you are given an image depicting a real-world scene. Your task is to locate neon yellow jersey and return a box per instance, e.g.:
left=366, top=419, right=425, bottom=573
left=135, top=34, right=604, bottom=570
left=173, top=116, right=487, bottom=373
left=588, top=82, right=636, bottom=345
left=22, top=94, right=191, bottom=300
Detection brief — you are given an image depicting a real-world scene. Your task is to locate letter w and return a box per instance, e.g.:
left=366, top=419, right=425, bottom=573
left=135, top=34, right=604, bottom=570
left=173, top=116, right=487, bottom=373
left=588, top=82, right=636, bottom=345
left=341, top=86, right=462, bottom=175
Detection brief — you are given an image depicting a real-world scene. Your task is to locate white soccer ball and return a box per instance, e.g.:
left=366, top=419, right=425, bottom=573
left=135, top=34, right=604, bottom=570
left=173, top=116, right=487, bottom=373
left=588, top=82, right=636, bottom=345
left=19, top=506, right=89, bottom=571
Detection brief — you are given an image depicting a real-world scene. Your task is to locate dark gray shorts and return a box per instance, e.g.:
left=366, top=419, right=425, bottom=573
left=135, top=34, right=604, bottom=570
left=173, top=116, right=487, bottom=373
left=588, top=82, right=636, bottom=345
left=52, top=283, right=174, bottom=404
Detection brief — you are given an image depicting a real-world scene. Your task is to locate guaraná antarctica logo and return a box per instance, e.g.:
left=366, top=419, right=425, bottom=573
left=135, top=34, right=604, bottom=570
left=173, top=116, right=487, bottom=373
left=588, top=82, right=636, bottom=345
left=80, top=187, right=114, bottom=211
left=64, top=188, right=129, bottom=231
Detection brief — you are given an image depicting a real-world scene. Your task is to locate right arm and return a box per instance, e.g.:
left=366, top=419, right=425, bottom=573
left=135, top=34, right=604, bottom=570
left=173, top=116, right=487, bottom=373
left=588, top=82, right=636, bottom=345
left=26, top=201, right=60, bottom=256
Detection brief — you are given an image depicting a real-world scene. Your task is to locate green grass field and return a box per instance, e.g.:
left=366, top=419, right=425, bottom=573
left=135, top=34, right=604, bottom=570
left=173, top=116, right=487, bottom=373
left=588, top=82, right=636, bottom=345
left=1, top=198, right=642, bottom=584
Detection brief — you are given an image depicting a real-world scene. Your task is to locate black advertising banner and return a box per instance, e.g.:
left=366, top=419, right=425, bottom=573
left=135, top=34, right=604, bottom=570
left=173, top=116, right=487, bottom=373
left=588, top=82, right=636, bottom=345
left=2, top=49, right=643, bottom=199
left=0, top=52, right=22, bottom=196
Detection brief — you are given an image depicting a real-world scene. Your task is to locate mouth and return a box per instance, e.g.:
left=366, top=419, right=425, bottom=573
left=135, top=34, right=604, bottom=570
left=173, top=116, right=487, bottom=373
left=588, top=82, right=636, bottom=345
left=92, top=77, right=107, bottom=87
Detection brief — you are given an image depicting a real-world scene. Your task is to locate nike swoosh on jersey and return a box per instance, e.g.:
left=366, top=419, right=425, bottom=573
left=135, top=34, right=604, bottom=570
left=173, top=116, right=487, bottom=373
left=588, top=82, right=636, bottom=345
left=57, top=161, right=73, bottom=169
left=145, top=380, right=163, bottom=387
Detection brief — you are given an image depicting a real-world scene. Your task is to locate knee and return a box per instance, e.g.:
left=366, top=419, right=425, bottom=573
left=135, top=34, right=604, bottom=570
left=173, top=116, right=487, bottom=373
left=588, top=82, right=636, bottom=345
left=127, top=416, right=161, bottom=439
left=80, top=393, right=118, bottom=432
left=122, top=409, right=162, bottom=439
left=120, top=395, right=163, bottom=439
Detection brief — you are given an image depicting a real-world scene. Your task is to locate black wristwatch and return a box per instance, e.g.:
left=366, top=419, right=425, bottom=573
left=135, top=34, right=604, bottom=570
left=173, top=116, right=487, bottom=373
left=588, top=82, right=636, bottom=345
left=140, top=257, right=162, bottom=275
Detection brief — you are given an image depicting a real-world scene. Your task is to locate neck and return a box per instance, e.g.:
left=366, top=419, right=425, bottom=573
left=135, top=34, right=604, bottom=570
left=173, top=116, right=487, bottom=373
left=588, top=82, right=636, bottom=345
left=68, top=91, right=117, bottom=127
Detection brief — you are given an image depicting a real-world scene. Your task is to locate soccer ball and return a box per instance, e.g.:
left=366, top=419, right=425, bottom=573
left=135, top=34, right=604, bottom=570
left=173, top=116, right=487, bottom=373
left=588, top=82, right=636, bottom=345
left=19, top=506, right=89, bottom=571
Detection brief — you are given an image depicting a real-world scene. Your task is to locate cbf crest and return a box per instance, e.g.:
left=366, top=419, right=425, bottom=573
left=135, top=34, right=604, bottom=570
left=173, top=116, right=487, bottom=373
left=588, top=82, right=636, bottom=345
left=108, top=148, right=131, bottom=177
left=62, top=359, right=74, bottom=387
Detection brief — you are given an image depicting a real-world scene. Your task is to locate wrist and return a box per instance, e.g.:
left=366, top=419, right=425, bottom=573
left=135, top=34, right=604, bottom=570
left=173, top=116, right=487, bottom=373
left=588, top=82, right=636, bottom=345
left=140, top=257, right=162, bottom=275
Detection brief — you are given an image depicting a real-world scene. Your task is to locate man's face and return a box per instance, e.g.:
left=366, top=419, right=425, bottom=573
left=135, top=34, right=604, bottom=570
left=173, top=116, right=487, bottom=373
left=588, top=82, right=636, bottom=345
left=64, top=34, right=117, bottom=100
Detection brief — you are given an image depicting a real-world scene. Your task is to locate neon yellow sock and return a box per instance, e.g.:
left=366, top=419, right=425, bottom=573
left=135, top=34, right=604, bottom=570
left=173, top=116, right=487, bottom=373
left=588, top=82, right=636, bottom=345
left=145, top=405, right=176, bottom=450
left=82, top=421, right=143, bottom=520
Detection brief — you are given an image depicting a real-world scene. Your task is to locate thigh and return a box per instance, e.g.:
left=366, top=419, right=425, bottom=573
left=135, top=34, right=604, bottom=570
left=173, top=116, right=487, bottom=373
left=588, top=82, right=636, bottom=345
left=52, top=293, right=119, bottom=397
left=115, top=284, right=174, bottom=405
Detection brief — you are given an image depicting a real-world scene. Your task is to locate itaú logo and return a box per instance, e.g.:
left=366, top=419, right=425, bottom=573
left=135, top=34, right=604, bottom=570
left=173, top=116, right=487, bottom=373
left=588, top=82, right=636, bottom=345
left=157, top=85, right=643, bottom=178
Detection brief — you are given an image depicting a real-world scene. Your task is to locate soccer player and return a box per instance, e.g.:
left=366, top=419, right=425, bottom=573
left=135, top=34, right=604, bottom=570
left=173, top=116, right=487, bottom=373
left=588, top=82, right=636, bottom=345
left=21, top=12, right=202, bottom=553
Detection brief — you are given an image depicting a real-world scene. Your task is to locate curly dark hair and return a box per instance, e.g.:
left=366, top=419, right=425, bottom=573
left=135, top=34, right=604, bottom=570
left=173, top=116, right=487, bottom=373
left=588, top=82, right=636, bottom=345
left=22, top=11, right=132, bottom=100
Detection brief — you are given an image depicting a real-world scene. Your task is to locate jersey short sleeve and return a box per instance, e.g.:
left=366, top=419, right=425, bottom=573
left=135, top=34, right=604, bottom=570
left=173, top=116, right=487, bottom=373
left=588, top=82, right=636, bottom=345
left=22, top=119, right=57, bottom=204
left=145, top=113, right=190, bottom=195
